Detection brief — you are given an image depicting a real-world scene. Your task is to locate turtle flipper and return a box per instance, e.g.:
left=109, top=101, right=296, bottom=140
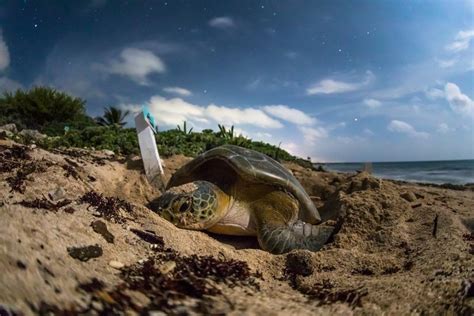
left=252, top=191, right=334, bottom=254
left=258, top=221, right=334, bottom=254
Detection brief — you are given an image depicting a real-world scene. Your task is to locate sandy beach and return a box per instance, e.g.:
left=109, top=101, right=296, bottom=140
left=0, top=139, right=473, bottom=315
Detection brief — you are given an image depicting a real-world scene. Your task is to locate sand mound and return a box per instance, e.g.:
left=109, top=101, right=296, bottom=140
left=0, top=140, right=472, bottom=315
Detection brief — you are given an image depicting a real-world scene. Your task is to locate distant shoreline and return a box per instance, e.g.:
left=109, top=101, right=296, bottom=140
left=319, top=159, right=474, bottom=186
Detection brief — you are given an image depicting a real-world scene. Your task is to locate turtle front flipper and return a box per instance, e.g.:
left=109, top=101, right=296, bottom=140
left=252, top=191, right=334, bottom=254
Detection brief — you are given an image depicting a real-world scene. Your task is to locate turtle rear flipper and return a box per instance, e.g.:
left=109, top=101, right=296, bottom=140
left=252, top=191, right=334, bottom=254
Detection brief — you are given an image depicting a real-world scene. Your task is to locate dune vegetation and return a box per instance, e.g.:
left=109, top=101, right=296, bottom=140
left=0, top=86, right=313, bottom=167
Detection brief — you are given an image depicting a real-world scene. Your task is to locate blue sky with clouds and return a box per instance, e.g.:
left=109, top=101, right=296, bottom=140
left=0, top=0, right=473, bottom=162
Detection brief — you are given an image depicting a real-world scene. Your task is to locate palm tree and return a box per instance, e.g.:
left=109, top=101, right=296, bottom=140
left=96, top=106, right=130, bottom=127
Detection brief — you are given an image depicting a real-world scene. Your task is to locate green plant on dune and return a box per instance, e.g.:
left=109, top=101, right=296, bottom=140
left=0, top=85, right=312, bottom=167
left=217, top=124, right=236, bottom=140
left=96, top=106, right=130, bottom=127
left=0, top=86, right=92, bottom=135
left=177, top=121, right=193, bottom=135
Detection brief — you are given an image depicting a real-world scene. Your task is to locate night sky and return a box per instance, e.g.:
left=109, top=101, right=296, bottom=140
left=1, top=0, right=473, bottom=162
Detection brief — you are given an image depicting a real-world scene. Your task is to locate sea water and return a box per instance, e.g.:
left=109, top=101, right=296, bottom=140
left=322, top=160, right=474, bottom=185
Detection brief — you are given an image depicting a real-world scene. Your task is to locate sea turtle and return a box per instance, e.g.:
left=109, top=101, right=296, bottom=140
left=150, top=145, right=334, bottom=254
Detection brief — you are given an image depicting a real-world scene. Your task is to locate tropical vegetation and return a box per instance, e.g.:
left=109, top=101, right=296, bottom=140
left=1, top=86, right=313, bottom=168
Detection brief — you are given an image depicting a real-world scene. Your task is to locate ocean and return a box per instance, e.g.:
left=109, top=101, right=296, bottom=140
left=321, top=159, right=474, bottom=185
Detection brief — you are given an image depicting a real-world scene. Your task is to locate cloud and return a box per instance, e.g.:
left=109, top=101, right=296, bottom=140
left=298, top=126, right=328, bottom=143
left=89, top=0, right=107, bottom=8
left=444, top=82, right=474, bottom=117
left=285, top=51, right=299, bottom=59
left=363, top=98, right=381, bottom=108
left=387, top=120, right=429, bottom=138
left=100, top=48, right=165, bottom=85
left=424, top=87, right=445, bottom=100
left=306, top=71, right=374, bottom=95
left=436, top=58, right=458, bottom=68
left=163, top=86, right=192, bottom=96
left=445, top=29, right=474, bottom=52
left=437, top=123, right=452, bottom=134
left=206, top=104, right=282, bottom=128
left=0, top=30, right=10, bottom=71
left=363, top=128, right=374, bottom=136
left=262, top=105, right=316, bottom=125
left=0, top=77, right=23, bottom=93
left=209, top=17, right=235, bottom=29
left=123, top=95, right=283, bottom=129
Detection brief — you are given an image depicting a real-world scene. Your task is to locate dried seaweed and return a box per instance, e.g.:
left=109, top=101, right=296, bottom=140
left=17, top=198, right=71, bottom=211
left=299, top=279, right=368, bottom=307
left=463, top=233, right=474, bottom=254
left=0, top=145, right=31, bottom=172
left=6, top=162, right=47, bottom=193
left=130, top=228, right=164, bottom=246
left=62, top=164, right=80, bottom=179
left=71, top=246, right=261, bottom=314
left=79, top=191, right=133, bottom=223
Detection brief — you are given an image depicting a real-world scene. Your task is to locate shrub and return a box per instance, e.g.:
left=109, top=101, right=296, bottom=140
left=0, top=86, right=92, bottom=135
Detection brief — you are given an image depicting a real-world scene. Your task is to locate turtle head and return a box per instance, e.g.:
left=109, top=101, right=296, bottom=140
left=150, top=181, right=228, bottom=230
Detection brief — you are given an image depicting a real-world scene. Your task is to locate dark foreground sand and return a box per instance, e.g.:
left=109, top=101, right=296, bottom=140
left=0, top=139, right=473, bottom=315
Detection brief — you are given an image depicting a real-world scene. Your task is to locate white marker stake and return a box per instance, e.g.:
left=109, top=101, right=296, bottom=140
left=135, top=110, right=164, bottom=188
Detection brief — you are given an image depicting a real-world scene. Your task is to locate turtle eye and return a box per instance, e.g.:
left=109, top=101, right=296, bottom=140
left=179, top=198, right=192, bottom=213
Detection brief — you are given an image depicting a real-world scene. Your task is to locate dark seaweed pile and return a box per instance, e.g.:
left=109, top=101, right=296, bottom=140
left=79, top=191, right=134, bottom=223
left=64, top=242, right=261, bottom=314
left=18, top=198, right=72, bottom=211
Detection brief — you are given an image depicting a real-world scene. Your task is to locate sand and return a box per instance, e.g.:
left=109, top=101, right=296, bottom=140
left=0, top=139, right=473, bottom=315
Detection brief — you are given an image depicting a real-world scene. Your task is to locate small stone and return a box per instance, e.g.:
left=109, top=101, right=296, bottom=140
left=0, top=130, right=14, bottom=139
left=102, top=149, right=115, bottom=157
left=0, top=123, right=17, bottom=133
left=63, top=207, right=76, bottom=214
left=109, top=260, right=125, bottom=269
left=67, top=244, right=103, bottom=262
left=158, top=261, right=176, bottom=275
left=48, top=187, right=66, bottom=201
left=19, top=129, right=47, bottom=141
left=16, top=260, right=27, bottom=269
left=91, top=220, right=115, bottom=243
left=285, top=250, right=314, bottom=276
left=401, top=191, right=417, bottom=202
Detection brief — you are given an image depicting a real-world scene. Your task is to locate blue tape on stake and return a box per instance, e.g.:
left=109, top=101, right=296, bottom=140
left=142, top=105, right=157, bottom=133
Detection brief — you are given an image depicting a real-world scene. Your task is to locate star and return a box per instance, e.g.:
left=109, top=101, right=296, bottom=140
left=338, top=48, right=342, bottom=52
left=354, top=118, right=358, bottom=122
left=34, top=24, right=38, bottom=28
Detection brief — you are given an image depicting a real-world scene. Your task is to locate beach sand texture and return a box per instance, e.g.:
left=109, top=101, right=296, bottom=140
left=0, top=139, right=473, bottom=315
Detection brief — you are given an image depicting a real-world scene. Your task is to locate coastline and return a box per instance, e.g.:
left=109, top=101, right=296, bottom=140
left=320, top=159, right=474, bottom=186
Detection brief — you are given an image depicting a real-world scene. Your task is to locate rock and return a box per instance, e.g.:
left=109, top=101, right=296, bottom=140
left=285, top=250, right=314, bottom=276
left=109, top=260, right=125, bottom=269
left=19, top=129, right=47, bottom=141
left=91, top=220, right=115, bottom=243
left=0, top=123, right=17, bottom=133
left=48, top=187, right=66, bottom=201
left=0, top=130, right=14, bottom=139
left=63, top=206, right=76, bottom=214
left=102, top=149, right=115, bottom=157
left=158, top=261, right=176, bottom=275
left=401, top=191, right=417, bottom=202
left=67, top=244, right=103, bottom=262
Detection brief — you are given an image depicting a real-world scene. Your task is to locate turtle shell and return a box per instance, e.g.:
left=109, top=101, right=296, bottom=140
left=166, top=145, right=321, bottom=224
